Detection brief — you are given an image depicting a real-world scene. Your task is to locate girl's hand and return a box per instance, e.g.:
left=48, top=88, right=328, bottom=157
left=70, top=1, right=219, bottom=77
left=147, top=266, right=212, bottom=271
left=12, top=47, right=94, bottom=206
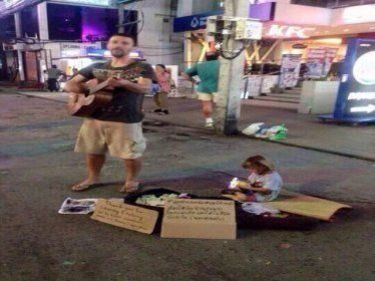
left=252, top=181, right=263, bottom=188
left=236, top=181, right=250, bottom=189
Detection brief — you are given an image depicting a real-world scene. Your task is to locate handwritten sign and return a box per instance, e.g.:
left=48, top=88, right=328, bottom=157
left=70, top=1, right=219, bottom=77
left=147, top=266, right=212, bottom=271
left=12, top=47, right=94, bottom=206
left=161, top=199, right=236, bottom=240
left=91, top=199, right=158, bottom=234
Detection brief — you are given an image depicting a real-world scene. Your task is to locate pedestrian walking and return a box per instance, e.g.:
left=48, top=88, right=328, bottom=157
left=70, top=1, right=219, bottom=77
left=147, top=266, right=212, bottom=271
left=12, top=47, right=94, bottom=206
left=153, top=64, right=171, bottom=115
left=184, top=52, right=220, bottom=128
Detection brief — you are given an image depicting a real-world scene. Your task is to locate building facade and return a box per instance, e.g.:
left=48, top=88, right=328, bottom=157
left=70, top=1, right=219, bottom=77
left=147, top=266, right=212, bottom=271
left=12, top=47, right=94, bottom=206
left=0, top=0, right=183, bottom=85
left=174, top=0, right=375, bottom=68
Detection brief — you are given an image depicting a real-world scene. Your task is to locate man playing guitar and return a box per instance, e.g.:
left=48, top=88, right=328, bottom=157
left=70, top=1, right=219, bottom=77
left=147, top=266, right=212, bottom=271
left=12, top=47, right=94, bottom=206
left=64, top=33, right=155, bottom=193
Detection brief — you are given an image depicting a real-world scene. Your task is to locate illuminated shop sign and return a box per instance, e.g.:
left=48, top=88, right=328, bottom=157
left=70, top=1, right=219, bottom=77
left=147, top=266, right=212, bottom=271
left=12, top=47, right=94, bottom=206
left=61, top=42, right=101, bottom=57
left=332, top=38, right=375, bottom=122
left=342, top=4, right=375, bottom=24
left=173, top=10, right=224, bottom=32
left=265, top=24, right=315, bottom=39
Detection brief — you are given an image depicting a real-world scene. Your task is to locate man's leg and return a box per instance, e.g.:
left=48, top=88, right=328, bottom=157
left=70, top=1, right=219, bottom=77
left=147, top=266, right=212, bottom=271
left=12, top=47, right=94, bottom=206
left=202, top=100, right=214, bottom=127
left=121, top=157, right=142, bottom=192
left=47, top=79, right=54, bottom=92
left=202, top=100, right=213, bottom=118
left=160, top=92, right=169, bottom=113
left=71, top=154, right=105, bottom=191
left=153, top=92, right=162, bottom=112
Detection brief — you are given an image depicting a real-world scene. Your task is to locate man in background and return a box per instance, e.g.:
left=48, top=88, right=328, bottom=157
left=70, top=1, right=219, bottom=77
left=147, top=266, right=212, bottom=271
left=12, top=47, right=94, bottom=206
left=46, top=65, right=64, bottom=92
left=184, top=52, right=220, bottom=128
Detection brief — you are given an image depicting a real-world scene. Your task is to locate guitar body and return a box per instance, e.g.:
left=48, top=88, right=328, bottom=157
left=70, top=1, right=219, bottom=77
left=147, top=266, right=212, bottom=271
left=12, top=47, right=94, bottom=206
left=67, top=91, right=112, bottom=117
left=66, top=67, right=142, bottom=118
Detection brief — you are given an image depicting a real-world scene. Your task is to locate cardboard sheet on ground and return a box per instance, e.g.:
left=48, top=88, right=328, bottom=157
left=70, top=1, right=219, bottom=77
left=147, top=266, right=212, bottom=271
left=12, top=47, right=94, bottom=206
left=161, top=199, right=236, bottom=240
left=263, top=191, right=351, bottom=221
left=91, top=199, right=158, bottom=234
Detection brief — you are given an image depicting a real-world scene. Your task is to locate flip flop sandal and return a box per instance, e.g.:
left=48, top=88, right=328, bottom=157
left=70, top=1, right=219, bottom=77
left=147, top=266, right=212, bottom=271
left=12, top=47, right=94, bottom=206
left=71, top=183, right=101, bottom=192
left=119, top=182, right=142, bottom=194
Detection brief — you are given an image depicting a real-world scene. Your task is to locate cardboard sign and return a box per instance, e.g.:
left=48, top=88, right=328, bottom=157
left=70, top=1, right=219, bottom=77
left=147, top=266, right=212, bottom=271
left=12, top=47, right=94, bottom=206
left=264, top=191, right=351, bottom=221
left=91, top=199, right=158, bottom=234
left=161, top=199, right=236, bottom=240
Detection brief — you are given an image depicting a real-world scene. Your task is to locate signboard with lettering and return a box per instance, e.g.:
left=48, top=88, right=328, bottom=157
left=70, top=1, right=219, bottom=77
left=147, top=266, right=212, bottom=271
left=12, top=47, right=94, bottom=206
left=173, top=10, right=224, bottom=33
left=305, top=47, right=338, bottom=78
left=91, top=199, right=159, bottom=234
left=332, top=38, right=375, bottom=122
left=264, top=24, right=315, bottom=39
left=279, top=54, right=302, bottom=88
left=60, top=42, right=101, bottom=58
left=161, top=199, right=236, bottom=240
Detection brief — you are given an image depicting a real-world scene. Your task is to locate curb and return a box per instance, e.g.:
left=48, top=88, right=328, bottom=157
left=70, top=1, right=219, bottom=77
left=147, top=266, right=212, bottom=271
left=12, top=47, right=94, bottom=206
left=144, top=118, right=375, bottom=163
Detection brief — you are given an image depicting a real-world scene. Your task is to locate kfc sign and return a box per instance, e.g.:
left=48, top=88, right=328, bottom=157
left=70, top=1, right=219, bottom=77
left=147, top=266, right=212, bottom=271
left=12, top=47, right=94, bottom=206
left=266, top=24, right=315, bottom=39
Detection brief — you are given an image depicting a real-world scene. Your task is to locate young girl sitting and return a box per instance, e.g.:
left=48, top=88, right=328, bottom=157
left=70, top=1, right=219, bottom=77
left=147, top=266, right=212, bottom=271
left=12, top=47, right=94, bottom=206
left=225, top=155, right=283, bottom=202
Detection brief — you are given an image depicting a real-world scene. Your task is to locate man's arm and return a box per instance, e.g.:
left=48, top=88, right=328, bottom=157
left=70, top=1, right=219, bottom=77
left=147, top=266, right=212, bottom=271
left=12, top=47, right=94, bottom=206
left=182, top=72, right=196, bottom=83
left=64, top=74, right=89, bottom=93
left=184, top=64, right=198, bottom=83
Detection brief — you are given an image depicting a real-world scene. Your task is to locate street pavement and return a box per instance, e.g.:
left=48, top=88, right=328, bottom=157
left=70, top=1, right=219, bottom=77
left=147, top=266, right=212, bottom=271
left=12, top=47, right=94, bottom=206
left=14, top=89, right=375, bottom=161
left=0, top=90, right=374, bottom=281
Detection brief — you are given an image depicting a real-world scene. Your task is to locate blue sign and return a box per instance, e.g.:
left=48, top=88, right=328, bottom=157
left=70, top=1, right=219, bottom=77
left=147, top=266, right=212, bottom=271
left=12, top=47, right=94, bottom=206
left=173, top=10, right=223, bottom=33
left=331, top=38, right=375, bottom=123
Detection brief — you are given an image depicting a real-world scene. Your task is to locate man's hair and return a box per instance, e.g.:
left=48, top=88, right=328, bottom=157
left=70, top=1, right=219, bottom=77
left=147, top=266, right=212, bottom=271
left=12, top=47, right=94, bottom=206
left=205, top=52, right=219, bottom=61
left=109, top=33, right=136, bottom=45
left=156, top=64, right=166, bottom=70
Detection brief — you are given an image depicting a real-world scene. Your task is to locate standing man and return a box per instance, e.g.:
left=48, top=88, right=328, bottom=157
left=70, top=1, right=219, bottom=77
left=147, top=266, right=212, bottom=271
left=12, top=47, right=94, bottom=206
left=46, top=65, right=64, bottom=92
left=64, top=33, right=154, bottom=193
left=184, top=52, right=220, bottom=128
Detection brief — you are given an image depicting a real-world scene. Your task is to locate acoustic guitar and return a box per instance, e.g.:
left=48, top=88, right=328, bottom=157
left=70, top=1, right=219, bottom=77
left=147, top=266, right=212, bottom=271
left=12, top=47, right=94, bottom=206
left=67, top=67, right=142, bottom=118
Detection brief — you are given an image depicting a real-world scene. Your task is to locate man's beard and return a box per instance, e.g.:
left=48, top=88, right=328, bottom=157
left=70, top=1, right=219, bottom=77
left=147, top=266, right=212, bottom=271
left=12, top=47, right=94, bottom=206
left=110, top=48, right=128, bottom=58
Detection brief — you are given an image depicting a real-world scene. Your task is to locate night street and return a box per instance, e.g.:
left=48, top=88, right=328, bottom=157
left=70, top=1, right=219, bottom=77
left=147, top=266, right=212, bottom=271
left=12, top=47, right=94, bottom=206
left=1, top=91, right=374, bottom=281
left=1, top=0, right=375, bottom=280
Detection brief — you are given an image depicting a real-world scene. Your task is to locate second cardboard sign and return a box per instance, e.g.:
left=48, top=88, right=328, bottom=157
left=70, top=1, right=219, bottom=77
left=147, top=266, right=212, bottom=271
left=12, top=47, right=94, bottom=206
left=161, top=199, right=236, bottom=240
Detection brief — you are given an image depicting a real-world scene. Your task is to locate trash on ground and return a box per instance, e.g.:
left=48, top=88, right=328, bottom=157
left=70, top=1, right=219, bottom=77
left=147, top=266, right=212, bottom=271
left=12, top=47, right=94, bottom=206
left=242, top=123, right=288, bottom=140
left=63, top=261, right=76, bottom=266
left=58, top=198, right=98, bottom=214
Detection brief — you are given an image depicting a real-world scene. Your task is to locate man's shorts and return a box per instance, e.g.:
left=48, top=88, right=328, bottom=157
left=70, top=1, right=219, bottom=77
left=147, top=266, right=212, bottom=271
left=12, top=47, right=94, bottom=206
left=74, top=118, right=146, bottom=159
left=197, top=92, right=218, bottom=102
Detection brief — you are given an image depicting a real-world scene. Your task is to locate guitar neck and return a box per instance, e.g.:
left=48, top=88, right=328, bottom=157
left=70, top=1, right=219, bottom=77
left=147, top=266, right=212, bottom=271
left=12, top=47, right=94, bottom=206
left=89, top=80, right=110, bottom=94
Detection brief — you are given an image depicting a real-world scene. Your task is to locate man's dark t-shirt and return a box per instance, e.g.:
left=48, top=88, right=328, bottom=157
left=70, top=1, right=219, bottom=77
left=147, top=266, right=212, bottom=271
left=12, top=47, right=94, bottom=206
left=78, top=61, right=155, bottom=123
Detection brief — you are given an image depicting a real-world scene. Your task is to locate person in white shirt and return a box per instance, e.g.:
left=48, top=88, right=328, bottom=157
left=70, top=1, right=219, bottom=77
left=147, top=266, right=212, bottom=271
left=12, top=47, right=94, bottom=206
left=228, top=155, right=283, bottom=202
